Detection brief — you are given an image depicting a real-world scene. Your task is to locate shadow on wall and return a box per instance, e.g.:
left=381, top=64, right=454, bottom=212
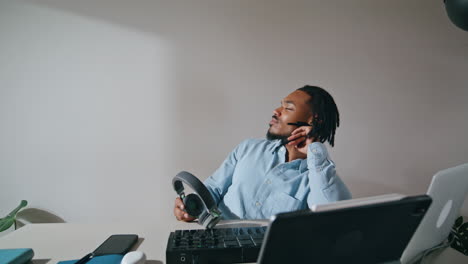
left=16, top=208, right=66, bottom=227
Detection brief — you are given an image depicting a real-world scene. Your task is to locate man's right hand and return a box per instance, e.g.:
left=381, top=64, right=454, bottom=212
left=174, top=197, right=196, bottom=222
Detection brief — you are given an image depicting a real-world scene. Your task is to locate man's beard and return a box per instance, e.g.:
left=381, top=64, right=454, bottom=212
left=266, top=127, right=289, bottom=142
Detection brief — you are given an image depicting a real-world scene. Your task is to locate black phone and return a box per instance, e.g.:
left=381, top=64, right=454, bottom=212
left=92, top=234, right=138, bottom=256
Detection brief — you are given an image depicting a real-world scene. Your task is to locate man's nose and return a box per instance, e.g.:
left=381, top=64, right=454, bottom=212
left=273, top=107, right=281, bottom=116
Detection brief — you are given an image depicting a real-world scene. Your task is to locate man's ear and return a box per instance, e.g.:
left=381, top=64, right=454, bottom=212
left=308, top=114, right=321, bottom=125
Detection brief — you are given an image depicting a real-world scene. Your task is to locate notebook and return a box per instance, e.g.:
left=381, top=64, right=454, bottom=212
left=257, top=194, right=432, bottom=264
left=0, top=248, right=34, bottom=264
left=400, top=163, right=468, bottom=263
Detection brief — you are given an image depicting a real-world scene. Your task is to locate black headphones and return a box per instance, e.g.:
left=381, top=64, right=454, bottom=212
left=172, top=171, right=222, bottom=229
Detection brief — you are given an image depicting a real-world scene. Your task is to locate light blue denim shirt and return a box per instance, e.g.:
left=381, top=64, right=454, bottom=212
left=204, top=139, right=351, bottom=219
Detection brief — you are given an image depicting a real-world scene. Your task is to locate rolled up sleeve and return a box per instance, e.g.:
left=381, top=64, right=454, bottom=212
left=306, top=142, right=352, bottom=207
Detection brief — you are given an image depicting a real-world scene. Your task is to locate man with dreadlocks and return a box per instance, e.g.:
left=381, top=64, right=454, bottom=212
left=174, top=85, right=351, bottom=221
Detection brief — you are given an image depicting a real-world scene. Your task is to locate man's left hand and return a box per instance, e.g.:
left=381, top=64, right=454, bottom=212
left=287, top=126, right=315, bottom=155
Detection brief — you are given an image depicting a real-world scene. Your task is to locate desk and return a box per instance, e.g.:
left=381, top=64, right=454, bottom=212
left=0, top=221, right=465, bottom=264
left=0, top=220, right=265, bottom=264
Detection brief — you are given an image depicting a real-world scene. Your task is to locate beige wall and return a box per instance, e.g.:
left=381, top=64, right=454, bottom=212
left=1, top=0, right=467, bottom=223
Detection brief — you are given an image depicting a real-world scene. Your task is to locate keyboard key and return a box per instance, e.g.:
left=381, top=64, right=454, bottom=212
left=253, top=238, right=263, bottom=246
left=239, top=239, right=254, bottom=246
left=225, top=241, right=240, bottom=247
left=237, top=235, right=251, bottom=240
left=223, top=235, right=237, bottom=241
left=251, top=234, right=263, bottom=239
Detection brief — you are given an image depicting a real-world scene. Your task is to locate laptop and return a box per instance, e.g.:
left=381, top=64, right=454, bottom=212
left=257, top=194, right=432, bottom=264
left=400, top=163, right=468, bottom=263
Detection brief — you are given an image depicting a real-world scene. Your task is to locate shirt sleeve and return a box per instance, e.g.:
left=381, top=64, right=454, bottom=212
left=203, top=141, right=242, bottom=205
left=306, top=142, right=352, bottom=207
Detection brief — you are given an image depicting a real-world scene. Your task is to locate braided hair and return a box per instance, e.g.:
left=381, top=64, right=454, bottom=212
left=297, top=85, right=340, bottom=147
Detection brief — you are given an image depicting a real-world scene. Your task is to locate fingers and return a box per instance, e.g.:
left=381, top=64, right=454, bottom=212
left=175, top=208, right=195, bottom=221
left=174, top=198, right=184, bottom=220
left=287, top=132, right=307, bottom=146
left=291, top=125, right=311, bottom=135
left=174, top=197, right=187, bottom=220
left=287, top=136, right=305, bottom=146
left=174, top=198, right=196, bottom=222
left=289, top=131, right=308, bottom=140
left=288, top=125, right=313, bottom=146
left=175, top=197, right=184, bottom=210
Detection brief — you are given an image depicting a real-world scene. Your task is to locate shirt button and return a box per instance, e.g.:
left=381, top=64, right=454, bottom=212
left=256, top=201, right=261, bottom=207
left=266, top=179, right=272, bottom=184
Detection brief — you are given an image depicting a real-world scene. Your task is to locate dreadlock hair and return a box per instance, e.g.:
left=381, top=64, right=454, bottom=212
left=297, top=85, right=340, bottom=147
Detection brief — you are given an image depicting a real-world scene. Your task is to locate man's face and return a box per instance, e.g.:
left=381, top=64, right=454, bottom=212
left=267, top=90, right=313, bottom=140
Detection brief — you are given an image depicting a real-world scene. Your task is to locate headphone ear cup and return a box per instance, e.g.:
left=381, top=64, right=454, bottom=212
left=183, top=194, right=205, bottom=217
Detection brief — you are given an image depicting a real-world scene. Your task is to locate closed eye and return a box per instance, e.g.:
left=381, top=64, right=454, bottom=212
left=281, top=100, right=295, bottom=111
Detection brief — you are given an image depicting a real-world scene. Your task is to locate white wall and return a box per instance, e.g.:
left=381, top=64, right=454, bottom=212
left=1, top=0, right=467, bottom=223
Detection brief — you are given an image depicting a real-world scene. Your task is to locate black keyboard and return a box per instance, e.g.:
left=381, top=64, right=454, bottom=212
left=166, top=226, right=267, bottom=264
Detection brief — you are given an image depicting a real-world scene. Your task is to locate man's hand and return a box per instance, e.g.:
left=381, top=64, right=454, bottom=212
left=287, top=126, right=315, bottom=155
left=174, top=197, right=196, bottom=222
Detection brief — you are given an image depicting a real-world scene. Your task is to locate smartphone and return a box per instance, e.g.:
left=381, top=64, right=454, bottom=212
left=92, top=234, right=138, bottom=256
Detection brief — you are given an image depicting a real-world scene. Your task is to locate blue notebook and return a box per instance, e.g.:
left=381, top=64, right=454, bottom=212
left=0, top=248, right=34, bottom=264
left=57, top=254, right=124, bottom=264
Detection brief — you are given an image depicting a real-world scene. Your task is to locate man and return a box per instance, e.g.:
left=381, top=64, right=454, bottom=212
left=174, top=85, right=351, bottom=221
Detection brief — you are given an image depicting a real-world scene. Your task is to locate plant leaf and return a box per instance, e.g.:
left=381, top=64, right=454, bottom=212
left=7, top=200, right=28, bottom=218
left=0, top=217, right=15, bottom=232
left=451, top=221, right=468, bottom=256
left=451, top=239, right=466, bottom=255
left=454, top=216, right=464, bottom=229
left=0, top=200, right=28, bottom=233
left=459, top=222, right=468, bottom=237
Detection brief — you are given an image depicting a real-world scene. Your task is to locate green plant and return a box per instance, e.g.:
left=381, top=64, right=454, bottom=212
left=0, top=200, right=28, bottom=232
left=449, top=216, right=468, bottom=255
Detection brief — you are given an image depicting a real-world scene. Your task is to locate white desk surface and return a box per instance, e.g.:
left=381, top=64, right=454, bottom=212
left=0, top=220, right=466, bottom=264
left=0, top=220, right=265, bottom=264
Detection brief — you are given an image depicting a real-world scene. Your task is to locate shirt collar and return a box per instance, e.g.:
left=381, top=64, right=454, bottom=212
left=271, top=139, right=284, bottom=154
